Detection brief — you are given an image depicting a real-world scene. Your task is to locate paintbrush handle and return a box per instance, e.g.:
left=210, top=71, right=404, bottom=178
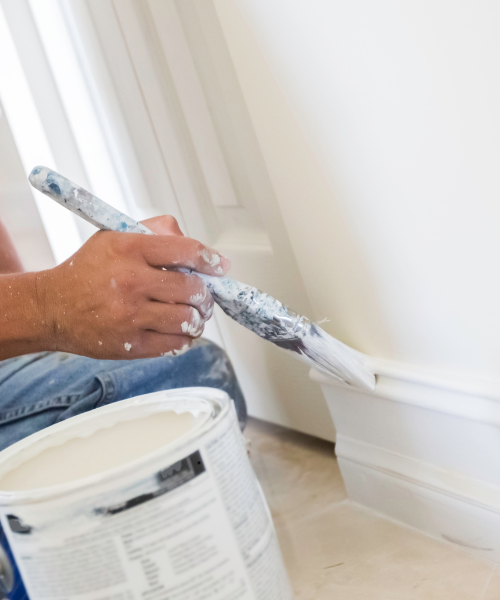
left=29, top=166, right=153, bottom=236
left=28, top=166, right=297, bottom=341
left=29, top=165, right=225, bottom=293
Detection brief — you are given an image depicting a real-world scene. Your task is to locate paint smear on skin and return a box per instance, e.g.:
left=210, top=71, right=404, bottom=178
left=189, top=292, right=205, bottom=304
left=181, top=308, right=204, bottom=337
left=175, top=344, right=191, bottom=356
left=161, top=344, right=190, bottom=357
left=124, top=342, right=132, bottom=352
left=190, top=288, right=213, bottom=318
left=200, top=248, right=221, bottom=268
left=181, top=321, right=195, bottom=336
left=181, top=322, right=203, bottom=337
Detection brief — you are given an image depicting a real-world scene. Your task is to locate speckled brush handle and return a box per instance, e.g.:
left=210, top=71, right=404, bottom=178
left=28, top=166, right=225, bottom=299
left=29, top=166, right=152, bottom=235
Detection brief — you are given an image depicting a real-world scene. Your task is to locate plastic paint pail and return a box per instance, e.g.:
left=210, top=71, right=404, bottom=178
left=0, top=387, right=293, bottom=600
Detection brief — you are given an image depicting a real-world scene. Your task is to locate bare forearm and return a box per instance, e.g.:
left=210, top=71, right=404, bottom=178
left=0, top=272, right=51, bottom=360
left=0, top=220, right=23, bottom=274
left=0, top=215, right=227, bottom=361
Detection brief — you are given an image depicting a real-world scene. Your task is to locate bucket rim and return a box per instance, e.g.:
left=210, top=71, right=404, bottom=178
left=0, top=387, right=231, bottom=504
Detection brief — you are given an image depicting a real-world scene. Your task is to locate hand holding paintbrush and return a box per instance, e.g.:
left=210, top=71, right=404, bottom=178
left=29, top=166, right=375, bottom=390
left=17, top=211, right=226, bottom=359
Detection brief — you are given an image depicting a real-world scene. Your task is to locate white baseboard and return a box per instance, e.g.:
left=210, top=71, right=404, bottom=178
left=338, top=435, right=500, bottom=561
left=311, top=358, right=500, bottom=427
left=310, top=359, right=500, bottom=562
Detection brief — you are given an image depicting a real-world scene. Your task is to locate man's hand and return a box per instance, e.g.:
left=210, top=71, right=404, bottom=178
left=0, top=216, right=229, bottom=360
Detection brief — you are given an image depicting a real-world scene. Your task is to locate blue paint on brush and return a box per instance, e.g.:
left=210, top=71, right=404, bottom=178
left=28, top=166, right=151, bottom=236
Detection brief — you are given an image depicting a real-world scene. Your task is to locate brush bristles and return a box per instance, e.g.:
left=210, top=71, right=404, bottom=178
left=201, top=274, right=375, bottom=390
left=297, top=327, right=376, bottom=390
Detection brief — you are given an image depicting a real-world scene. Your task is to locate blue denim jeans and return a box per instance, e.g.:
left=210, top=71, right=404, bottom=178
left=0, top=339, right=246, bottom=452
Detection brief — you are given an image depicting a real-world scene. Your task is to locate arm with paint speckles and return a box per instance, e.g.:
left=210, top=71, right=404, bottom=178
left=0, top=269, right=49, bottom=359
left=0, top=215, right=229, bottom=361
left=0, top=220, right=50, bottom=360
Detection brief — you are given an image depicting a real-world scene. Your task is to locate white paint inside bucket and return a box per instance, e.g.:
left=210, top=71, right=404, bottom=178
left=0, top=409, right=206, bottom=492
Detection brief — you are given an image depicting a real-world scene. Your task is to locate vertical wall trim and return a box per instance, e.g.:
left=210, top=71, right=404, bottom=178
left=0, top=0, right=82, bottom=263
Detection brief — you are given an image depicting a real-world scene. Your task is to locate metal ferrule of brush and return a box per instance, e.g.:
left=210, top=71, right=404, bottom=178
left=268, top=313, right=312, bottom=342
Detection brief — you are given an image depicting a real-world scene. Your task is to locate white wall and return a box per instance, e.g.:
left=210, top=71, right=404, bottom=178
left=214, top=0, right=500, bottom=384
left=213, top=0, right=500, bottom=555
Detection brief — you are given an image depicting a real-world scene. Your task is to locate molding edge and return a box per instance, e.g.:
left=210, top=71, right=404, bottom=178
left=336, top=434, right=500, bottom=516
left=310, top=359, right=500, bottom=427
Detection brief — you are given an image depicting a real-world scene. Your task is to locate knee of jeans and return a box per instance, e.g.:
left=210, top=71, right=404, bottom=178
left=192, top=340, right=247, bottom=430
left=55, top=377, right=106, bottom=423
left=191, top=341, right=234, bottom=385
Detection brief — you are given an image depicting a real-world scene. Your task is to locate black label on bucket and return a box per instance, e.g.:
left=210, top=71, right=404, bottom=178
left=96, top=451, right=206, bottom=516
left=157, top=449, right=206, bottom=485
left=6, top=516, right=32, bottom=536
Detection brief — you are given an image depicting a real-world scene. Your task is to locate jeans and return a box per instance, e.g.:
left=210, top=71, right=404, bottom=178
left=0, top=339, right=246, bottom=452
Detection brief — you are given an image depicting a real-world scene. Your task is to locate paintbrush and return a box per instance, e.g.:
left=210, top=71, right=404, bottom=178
left=29, top=166, right=375, bottom=390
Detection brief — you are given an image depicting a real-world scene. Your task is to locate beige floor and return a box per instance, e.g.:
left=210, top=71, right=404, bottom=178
left=245, top=417, right=500, bottom=600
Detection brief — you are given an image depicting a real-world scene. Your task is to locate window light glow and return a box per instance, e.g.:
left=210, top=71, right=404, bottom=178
left=0, top=4, right=82, bottom=264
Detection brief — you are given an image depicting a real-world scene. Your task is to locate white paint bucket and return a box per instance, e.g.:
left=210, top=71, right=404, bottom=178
left=0, top=387, right=294, bottom=600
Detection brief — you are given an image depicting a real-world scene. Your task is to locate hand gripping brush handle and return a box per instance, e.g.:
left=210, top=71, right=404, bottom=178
left=29, top=166, right=376, bottom=391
